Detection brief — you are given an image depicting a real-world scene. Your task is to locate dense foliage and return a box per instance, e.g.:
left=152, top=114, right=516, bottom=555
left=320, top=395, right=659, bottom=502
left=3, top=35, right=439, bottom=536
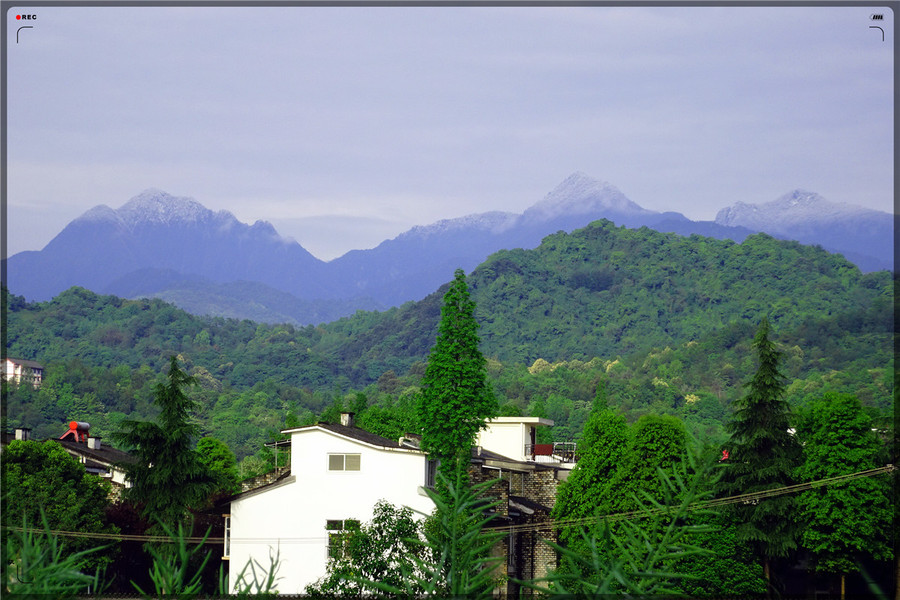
left=305, top=501, right=424, bottom=597
left=4, top=222, right=892, bottom=468
left=795, top=393, right=893, bottom=591
left=1, top=440, right=119, bottom=570
left=552, top=408, right=628, bottom=535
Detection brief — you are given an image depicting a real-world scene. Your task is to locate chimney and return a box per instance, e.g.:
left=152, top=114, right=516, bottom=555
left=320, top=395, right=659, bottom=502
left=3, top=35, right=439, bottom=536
left=87, top=436, right=102, bottom=450
left=340, top=412, right=355, bottom=427
left=14, top=427, right=30, bottom=441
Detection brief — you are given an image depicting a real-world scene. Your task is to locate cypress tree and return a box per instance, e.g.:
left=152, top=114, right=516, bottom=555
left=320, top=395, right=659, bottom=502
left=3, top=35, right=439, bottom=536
left=418, top=269, right=498, bottom=485
left=720, top=317, right=801, bottom=591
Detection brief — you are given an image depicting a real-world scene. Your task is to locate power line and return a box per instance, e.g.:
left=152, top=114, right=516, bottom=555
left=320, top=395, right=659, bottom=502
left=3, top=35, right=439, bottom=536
left=4, top=465, right=893, bottom=545
left=509, top=464, right=895, bottom=535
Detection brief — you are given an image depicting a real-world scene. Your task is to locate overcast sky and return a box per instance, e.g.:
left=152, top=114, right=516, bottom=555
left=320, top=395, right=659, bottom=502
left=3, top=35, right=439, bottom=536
left=4, top=3, right=894, bottom=260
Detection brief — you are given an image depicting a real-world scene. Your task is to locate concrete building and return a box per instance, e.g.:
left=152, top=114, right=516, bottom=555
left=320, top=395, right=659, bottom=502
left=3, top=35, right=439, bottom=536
left=3, top=357, right=44, bottom=388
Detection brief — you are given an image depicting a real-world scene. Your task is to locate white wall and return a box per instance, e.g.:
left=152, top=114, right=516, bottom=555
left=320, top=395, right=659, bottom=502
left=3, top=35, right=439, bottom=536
left=477, top=417, right=553, bottom=462
left=228, top=428, right=433, bottom=595
left=477, top=421, right=528, bottom=461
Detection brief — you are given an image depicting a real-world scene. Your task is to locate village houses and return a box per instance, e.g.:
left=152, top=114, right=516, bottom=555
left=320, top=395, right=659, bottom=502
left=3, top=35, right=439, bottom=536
left=2, top=423, right=134, bottom=498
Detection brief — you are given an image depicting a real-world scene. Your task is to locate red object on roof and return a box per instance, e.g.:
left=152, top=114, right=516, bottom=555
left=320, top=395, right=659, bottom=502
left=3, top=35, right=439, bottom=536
left=60, top=421, right=90, bottom=443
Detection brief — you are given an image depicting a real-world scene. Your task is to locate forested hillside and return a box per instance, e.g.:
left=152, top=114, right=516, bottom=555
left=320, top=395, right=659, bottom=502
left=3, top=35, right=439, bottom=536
left=5, top=220, right=892, bottom=466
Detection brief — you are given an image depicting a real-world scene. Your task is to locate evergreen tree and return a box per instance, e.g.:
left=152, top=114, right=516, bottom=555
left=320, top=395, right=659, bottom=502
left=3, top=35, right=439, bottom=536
left=418, top=269, right=498, bottom=485
left=795, top=392, right=893, bottom=598
left=114, top=356, right=217, bottom=527
left=720, top=317, right=801, bottom=591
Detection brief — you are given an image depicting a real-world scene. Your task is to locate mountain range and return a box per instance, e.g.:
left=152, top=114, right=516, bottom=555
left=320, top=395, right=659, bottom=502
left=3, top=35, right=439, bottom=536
left=5, top=172, right=893, bottom=325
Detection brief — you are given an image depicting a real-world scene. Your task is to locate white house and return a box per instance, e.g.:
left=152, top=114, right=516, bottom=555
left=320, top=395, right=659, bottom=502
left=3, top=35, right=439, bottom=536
left=226, top=414, right=573, bottom=595
left=226, top=414, right=434, bottom=595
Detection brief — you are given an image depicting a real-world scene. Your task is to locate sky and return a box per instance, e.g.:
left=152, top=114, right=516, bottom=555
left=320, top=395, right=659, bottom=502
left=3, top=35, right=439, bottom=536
left=4, top=3, right=895, bottom=261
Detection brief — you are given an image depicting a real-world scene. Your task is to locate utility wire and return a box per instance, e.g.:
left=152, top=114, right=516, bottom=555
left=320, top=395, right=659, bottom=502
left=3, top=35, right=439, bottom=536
left=507, top=464, right=895, bottom=535
left=4, top=464, right=893, bottom=545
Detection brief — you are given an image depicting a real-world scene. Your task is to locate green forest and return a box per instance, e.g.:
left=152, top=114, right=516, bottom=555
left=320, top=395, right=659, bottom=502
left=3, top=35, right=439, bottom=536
left=2, top=220, right=895, bottom=596
left=4, top=221, right=893, bottom=476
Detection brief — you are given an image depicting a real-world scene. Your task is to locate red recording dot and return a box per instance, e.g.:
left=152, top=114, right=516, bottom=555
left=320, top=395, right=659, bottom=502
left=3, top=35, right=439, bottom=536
left=16, top=14, right=21, bottom=19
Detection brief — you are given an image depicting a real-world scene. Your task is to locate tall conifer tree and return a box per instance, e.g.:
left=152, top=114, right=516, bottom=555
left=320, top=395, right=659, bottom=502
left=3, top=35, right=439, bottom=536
left=721, top=317, right=801, bottom=591
left=418, top=269, right=497, bottom=485
left=114, top=356, right=216, bottom=527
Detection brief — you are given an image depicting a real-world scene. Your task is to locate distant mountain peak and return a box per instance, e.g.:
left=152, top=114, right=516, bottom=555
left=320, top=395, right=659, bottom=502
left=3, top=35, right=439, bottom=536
left=77, top=204, right=119, bottom=223
left=777, top=188, right=825, bottom=208
left=715, top=189, right=885, bottom=232
left=400, top=211, right=519, bottom=239
left=118, top=189, right=217, bottom=226
left=523, top=172, right=653, bottom=221
left=67, top=189, right=243, bottom=233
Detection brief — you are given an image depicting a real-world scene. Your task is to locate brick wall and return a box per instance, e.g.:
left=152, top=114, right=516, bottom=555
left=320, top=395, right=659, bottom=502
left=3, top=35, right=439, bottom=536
left=523, top=469, right=560, bottom=509
left=240, top=466, right=290, bottom=492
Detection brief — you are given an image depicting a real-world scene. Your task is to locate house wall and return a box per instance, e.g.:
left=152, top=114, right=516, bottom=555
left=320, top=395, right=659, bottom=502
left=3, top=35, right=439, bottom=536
left=477, top=421, right=528, bottom=461
left=477, top=417, right=553, bottom=462
left=228, top=430, right=432, bottom=595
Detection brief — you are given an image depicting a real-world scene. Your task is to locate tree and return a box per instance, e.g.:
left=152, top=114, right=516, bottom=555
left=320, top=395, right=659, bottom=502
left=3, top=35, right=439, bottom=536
left=552, top=408, right=628, bottom=539
left=795, top=393, right=893, bottom=598
left=113, top=356, right=217, bottom=527
left=605, top=414, right=688, bottom=514
left=347, top=472, right=504, bottom=599
left=1, top=440, right=118, bottom=571
left=195, top=436, right=240, bottom=496
left=531, top=444, right=719, bottom=597
left=305, top=501, right=424, bottom=597
left=418, top=269, right=498, bottom=485
left=720, top=317, right=801, bottom=592
left=550, top=408, right=629, bottom=587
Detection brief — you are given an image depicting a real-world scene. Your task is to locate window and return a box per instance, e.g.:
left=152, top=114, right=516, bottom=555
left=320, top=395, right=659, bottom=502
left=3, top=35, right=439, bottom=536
left=328, top=453, right=361, bottom=471
left=325, top=519, right=360, bottom=559
left=222, top=514, right=231, bottom=560
left=425, top=458, right=439, bottom=488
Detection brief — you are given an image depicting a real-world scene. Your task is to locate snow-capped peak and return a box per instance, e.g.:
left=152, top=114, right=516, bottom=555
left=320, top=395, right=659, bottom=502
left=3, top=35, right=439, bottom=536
left=522, top=172, right=652, bottom=221
left=399, top=211, right=519, bottom=239
left=715, top=189, right=884, bottom=233
left=70, top=189, right=243, bottom=232
left=117, top=189, right=217, bottom=226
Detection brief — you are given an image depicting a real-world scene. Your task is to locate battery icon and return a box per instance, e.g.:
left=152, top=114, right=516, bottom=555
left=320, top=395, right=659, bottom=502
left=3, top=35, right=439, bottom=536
left=871, top=14, right=884, bottom=20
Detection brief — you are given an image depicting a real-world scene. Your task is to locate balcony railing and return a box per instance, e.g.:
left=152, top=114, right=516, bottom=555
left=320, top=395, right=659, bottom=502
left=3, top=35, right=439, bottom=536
left=525, top=442, right=578, bottom=464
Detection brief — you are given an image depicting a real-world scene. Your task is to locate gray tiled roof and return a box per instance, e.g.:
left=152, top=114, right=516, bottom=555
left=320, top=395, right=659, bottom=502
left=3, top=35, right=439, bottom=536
left=55, top=438, right=137, bottom=465
left=314, top=422, right=408, bottom=449
left=5, top=358, right=44, bottom=369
